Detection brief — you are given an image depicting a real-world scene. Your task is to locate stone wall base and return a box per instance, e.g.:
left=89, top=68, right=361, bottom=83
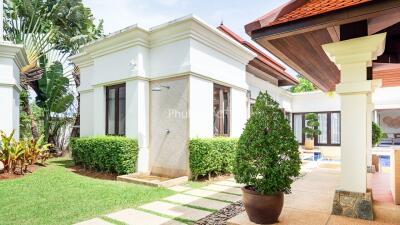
left=332, top=189, right=373, bottom=220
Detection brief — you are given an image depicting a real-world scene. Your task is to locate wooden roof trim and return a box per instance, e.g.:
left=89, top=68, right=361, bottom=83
left=248, top=0, right=400, bottom=41
left=217, top=24, right=298, bottom=85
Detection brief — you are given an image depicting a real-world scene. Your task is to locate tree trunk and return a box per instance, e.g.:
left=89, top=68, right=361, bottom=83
left=21, top=91, right=39, bottom=139
left=71, top=65, right=80, bottom=138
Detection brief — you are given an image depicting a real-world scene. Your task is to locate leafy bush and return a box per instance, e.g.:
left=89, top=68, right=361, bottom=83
left=372, top=122, right=384, bottom=146
left=234, top=91, right=301, bottom=195
left=0, top=130, right=51, bottom=174
left=303, top=113, right=321, bottom=139
left=189, top=137, right=238, bottom=180
left=70, top=136, right=138, bottom=174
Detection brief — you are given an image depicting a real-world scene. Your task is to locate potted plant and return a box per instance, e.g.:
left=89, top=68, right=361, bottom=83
left=372, top=122, right=384, bottom=147
left=234, top=92, right=301, bottom=224
left=303, top=113, right=321, bottom=150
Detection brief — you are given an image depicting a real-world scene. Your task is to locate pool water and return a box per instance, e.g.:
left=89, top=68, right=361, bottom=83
left=379, top=155, right=390, bottom=167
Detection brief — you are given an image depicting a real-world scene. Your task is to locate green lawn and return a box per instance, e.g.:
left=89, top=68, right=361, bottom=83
left=0, top=158, right=175, bottom=225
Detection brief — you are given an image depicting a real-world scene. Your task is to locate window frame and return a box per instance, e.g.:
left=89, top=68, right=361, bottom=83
left=106, top=83, right=126, bottom=136
left=213, top=84, right=231, bottom=137
left=292, top=111, right=341, bottom=146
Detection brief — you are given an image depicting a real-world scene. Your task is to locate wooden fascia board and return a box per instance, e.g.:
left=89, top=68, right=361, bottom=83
left=251, top=0, right=400, bottom=41
left=256, top=38, right=331, bottom=92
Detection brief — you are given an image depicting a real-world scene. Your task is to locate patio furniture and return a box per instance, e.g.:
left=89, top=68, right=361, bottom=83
left=391, top=149, right=400, bottom=204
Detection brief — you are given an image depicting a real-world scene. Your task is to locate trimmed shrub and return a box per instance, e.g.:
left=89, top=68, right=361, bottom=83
left=234, top=91, right=301, bottom=195
left=189, top=137, right=238, bottom=180
left=70, top=136, right=138, bottom=174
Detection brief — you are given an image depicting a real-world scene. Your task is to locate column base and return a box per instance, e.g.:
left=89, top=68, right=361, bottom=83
left=332, top=189, right=373, bottom=220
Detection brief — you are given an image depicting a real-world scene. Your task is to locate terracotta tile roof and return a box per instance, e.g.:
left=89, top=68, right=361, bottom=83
left=271, top=0, right=371, bottom=26
left=246, top=0, right=372, bottom=35
left=217, top=24, right=298, bottom=85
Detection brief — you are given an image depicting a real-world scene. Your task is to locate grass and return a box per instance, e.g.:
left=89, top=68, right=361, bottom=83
left=0, top=158, right=175, bottom=225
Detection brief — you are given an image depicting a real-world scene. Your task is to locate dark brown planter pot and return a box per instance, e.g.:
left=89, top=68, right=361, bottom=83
left=242, top=186, right=284, bottom=224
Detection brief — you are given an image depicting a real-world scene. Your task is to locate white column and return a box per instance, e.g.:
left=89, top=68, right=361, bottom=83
left=0, top=44, right=26, bottom=139
left=322, top=33, right=386, bottom=193
left=93, top=86, right=106, bottom=135
left=126, top=79, right=150, bottom=173
left=367, top=95, right=373, bottom=168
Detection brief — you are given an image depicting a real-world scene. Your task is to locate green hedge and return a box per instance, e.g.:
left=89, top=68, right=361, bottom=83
left=189, top=137, right=238, bottom=180
left=70, top=136, right=138, bottom=174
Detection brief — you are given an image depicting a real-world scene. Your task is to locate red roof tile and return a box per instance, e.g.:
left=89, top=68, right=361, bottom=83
left=246, top=0, right=372, bottom=35
left=217, top=24, right=298, bottom=85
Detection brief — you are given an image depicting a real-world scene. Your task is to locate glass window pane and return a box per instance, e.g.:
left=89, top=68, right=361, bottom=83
left=331, top=113, right=340, bottom=144
left=318, top=113, right=328, bottom=144
left=107, top=88, right=116, bottom=135
left=223, top=91, right=229, bottom=135
left=294, top=114, right=303, bottom=143
left=213, top=87, right=220, bottom=135
left=118, top=87, right=126, bottom=135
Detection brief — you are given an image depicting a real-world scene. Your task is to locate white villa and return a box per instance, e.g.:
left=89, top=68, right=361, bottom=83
left=68, top=15, right=400, bottom=179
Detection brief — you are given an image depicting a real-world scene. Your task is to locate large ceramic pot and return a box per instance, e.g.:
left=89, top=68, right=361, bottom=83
left=304, top=138, right=314, bottom=150
left=242, top=186, right=284, bottom=224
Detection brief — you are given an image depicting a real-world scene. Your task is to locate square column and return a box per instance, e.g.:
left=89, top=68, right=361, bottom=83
left=0, top=43, right=27, bottom=139
left=126, top=79, right=150, bottom=173
left=93, top=86, right=106, bottom=135
left=323, top=33, right=386, bottom=220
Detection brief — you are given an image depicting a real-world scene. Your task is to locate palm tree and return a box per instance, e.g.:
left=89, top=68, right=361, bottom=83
left=3, top=0, right=103, bottom=140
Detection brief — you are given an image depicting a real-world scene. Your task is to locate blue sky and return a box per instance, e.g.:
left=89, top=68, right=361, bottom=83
left=82, top=0, right=297, bottom=75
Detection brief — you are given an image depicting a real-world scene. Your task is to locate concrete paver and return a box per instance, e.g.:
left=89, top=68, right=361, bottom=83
left=106, top=208, right=184, bottom=225
left=164, top=193, right=230, bottom=210
left=139, top=201, right=211, bottom=221
left=184, top=189, right=242, bottom=202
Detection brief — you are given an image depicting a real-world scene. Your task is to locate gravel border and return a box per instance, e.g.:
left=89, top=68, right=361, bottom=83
left=194, top=201, right=244, bottom=225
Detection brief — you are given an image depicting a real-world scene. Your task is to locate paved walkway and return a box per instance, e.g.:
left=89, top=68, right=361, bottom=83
left=74, top=178, right=243, bottom=225
left=229, top=166, right=400, bottom=225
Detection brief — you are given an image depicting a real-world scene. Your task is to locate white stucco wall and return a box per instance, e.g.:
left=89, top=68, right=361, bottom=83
left=150, top=39, right=190, bottom=77
left=291, top=91, right=341, bottom=113
left=374, top=86, right=400, bottom=110
left=230, top=88, right=248, bottom=137
left=190, top=39, right=248, bottom=89
left=79, top=91, right=94, bottom=137
left=246, top=73, right=292, bottom=112
left=189, top=76, right=213, bottom=138
left=0, top=54, right=23, bottom=139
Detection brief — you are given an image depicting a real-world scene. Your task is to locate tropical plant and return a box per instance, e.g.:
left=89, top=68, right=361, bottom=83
left=234, top=92, right=301, bottom=195
left=4, top=0, right=103, bottom=139
left=303, top=113, right=321, bottom=139
left=35, top=58, right=74, bottom=142
left=0, top=130, right=50, bottom=174
left=372, top=122, right=384, bottom=146
left=289, top=76, right=316, bottom=93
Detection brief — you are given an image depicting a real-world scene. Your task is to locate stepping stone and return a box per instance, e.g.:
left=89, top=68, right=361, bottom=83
left=184, top=189, right=242, bottom=202
left=107, top=208, right=184, bottom=225
left=214, top=180, right=243, bottom=188
left=203, top=184, right=243, bottom=195
left=140, top=201, right=211, bottom=221
left=227, top=178, right=236, bottom=182
left=74, top=218, right=114, bottom=225
left=168, top=185, right=192, bottom=192
left=164, top=193, right=230, bottom=210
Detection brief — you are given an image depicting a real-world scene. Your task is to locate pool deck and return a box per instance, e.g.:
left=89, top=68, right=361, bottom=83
left=228, top=164, right=400, bottom=225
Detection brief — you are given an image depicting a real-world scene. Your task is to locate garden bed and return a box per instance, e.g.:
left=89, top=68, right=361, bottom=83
left=0, top=164, right=43, bottom=180
left=69, top=165, right=118, bottom=180
left=194, top=201, right=244, bottom=225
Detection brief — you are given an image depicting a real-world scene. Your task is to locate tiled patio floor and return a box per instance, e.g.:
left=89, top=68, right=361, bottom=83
left=229, top=165, right=400, bottom=225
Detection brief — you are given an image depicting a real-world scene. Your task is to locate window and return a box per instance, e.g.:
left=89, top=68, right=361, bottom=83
left=331, top=112, right=341, bottom=144
left=214, top=84, right=230, bottom=136
left=292, top=112, right=340, bottom=146
left=293, top=114, right=303, bottom=143
left=106, top=84, right=126, bottom=135
left=317, top=113, right=328, bottom=144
